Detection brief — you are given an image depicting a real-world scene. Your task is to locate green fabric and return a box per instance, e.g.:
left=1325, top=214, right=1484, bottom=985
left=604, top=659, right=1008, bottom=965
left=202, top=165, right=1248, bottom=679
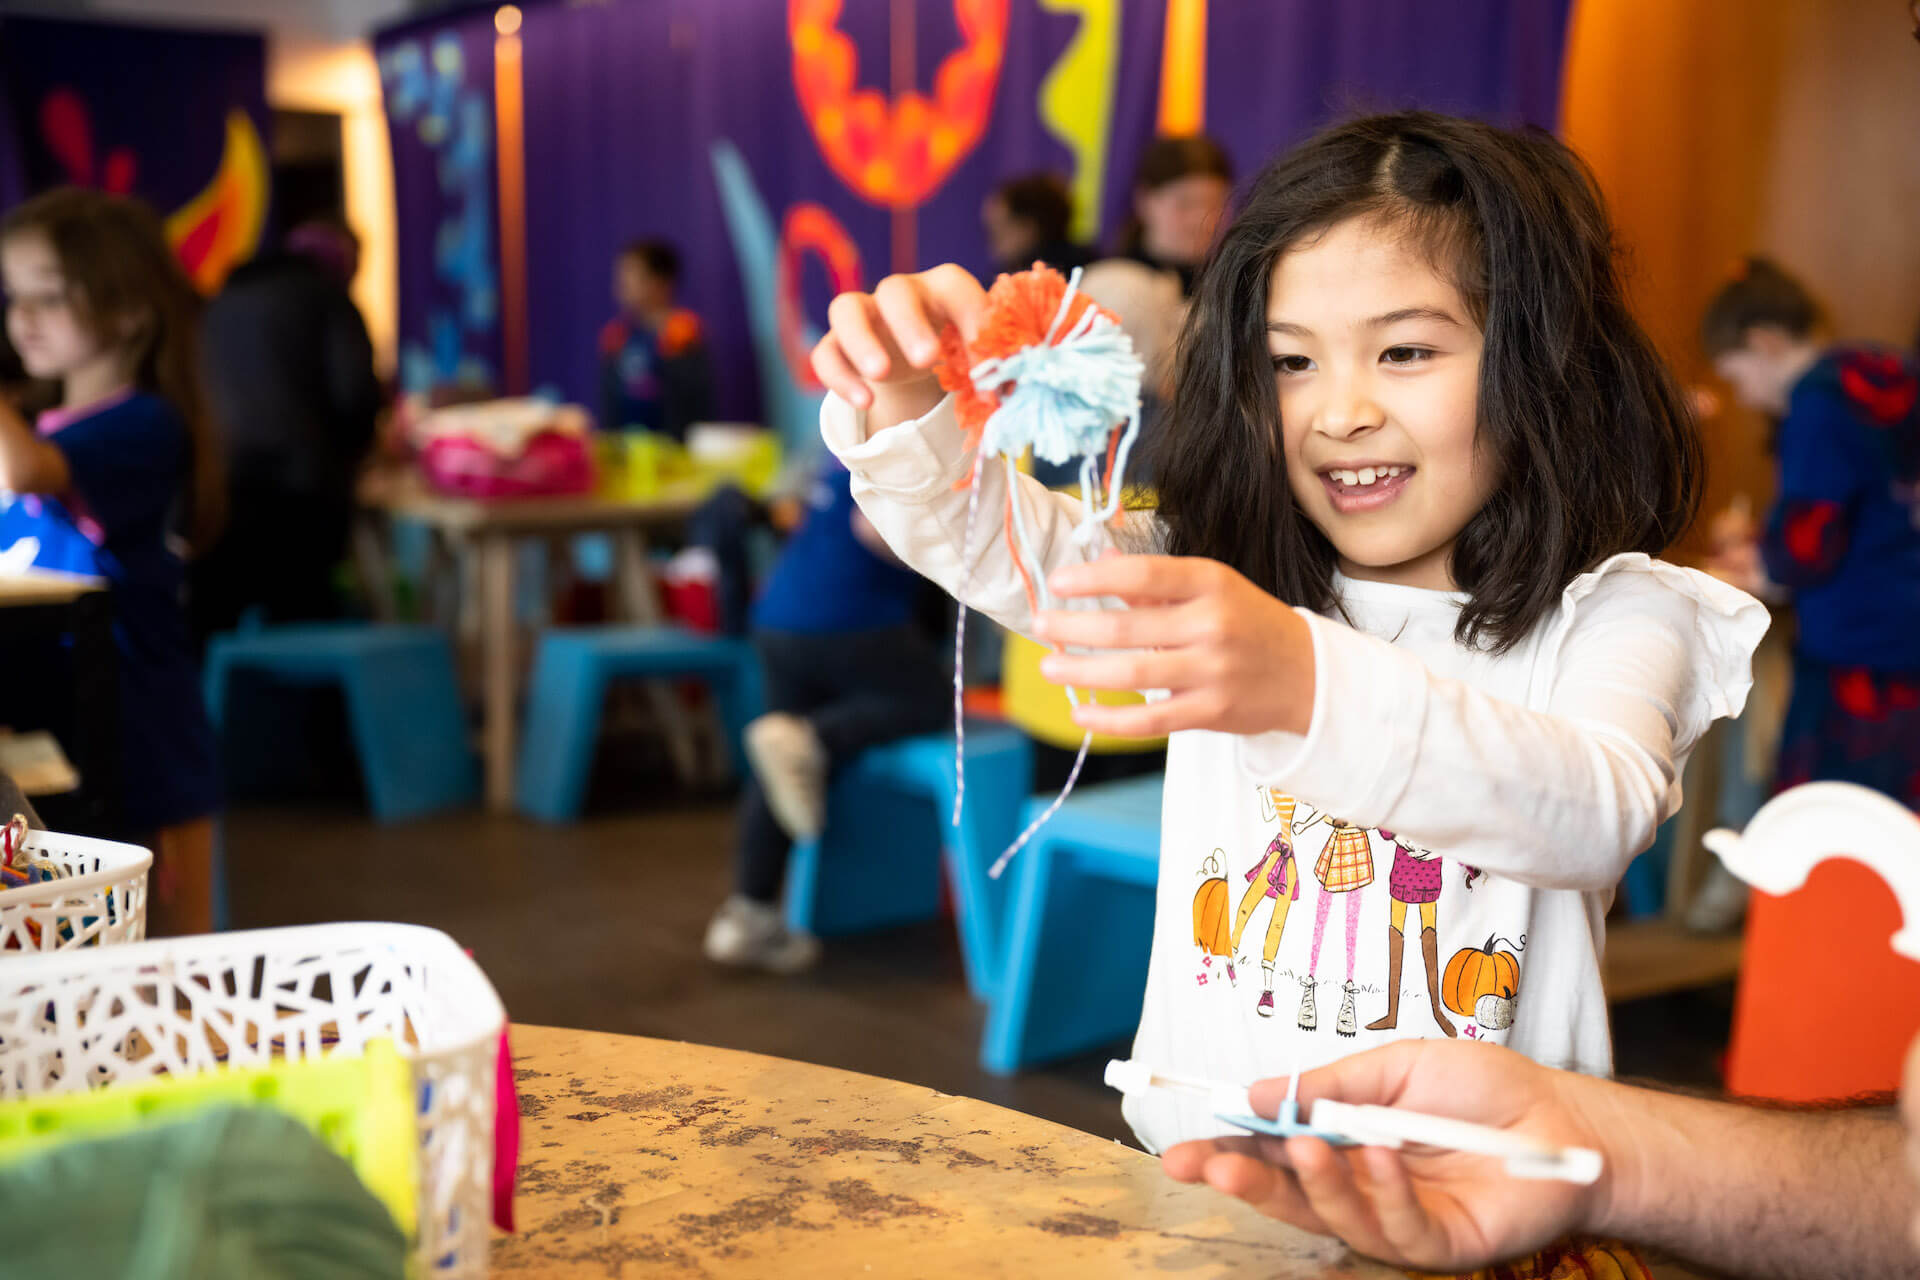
left=0, top=1105, right=409, bottom=1279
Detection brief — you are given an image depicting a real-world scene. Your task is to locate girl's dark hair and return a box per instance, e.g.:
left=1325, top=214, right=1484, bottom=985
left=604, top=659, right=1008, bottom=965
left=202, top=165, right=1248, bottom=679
left=2, top=187, right=223, bottom=553
left=1700, top=257, right=1821, bottom=358
left=1116, top=134, right=1234, bottom=257
left=1147, top=111, right=1701, bottom=653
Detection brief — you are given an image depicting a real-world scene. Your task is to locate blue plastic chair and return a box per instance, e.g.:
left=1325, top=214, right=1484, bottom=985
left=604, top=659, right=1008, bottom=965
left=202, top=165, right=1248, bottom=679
left=516, top=626, right=762, bottom=822
left=785, top=722, right=1032, bottom=1001
left=204, top=624, right=477, bottom=823
left=981, top=773, right=1163, bottom=1074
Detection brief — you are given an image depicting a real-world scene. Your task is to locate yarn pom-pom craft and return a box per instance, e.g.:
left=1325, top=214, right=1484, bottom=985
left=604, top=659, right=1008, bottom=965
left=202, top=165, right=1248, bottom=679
left=933, top=264, right=1145, bottom=877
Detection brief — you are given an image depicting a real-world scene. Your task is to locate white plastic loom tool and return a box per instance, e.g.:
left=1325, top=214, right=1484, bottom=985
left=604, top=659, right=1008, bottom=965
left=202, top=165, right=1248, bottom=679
left=1104, top=1058, right=1603, bottom=1185
left=1704, top=780, right=1920, bottom=962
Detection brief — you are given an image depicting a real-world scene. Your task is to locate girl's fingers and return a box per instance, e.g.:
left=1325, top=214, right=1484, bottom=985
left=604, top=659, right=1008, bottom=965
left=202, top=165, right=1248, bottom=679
left=1203, top=1152, right=1331, bottom=1235
left=1033, top=602, right=1201, bottom=649
left=872, top=275, right=943, bottom=368
left=1039, top=648, right=1208, bottom=695
left=826, top=291, right=899, bottom=382
left=1049, top=554, right=1220, bottom=602
left=1068, top=690, right=1220, bottom=738
left=809, top=334, right=871, bottom=407
left=918, top=263, right=990, bottom=343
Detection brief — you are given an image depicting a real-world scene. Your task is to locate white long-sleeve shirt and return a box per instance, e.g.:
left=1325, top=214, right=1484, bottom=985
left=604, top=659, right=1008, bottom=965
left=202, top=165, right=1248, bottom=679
left=824, top=392, right=1769, bottom=1153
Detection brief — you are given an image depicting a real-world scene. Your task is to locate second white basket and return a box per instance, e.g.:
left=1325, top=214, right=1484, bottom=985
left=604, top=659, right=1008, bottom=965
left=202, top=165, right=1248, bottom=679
left=0, top=921, right=506, bottom=1276
left=0, top=828, right=149, bottom=951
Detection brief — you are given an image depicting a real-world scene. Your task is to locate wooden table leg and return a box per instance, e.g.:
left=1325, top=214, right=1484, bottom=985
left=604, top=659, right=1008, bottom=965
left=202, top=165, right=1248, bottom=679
left=611, top=528, right=706, bottom=785
left=479, top=531, right=519, bottom=812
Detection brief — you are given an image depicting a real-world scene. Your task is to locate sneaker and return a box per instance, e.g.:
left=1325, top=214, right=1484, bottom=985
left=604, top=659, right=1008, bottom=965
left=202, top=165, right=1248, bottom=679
left=1336, top=980, right=1357, bottom=1038
left=744, top=713, right=828, bottom=841
left=1256, top=989, right=1275, bottom=1018
left=703, top=895, right=821, bottom=974
left=1297, top=981, right=1317, bottom=1031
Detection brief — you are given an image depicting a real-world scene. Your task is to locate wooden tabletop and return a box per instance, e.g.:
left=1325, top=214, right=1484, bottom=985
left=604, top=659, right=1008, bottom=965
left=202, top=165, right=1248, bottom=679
left=358, top=467, right=720, bottom=536
left=0, top=569, right=104, bottom=607
left=496, top=1025, right=1396, bottom=1279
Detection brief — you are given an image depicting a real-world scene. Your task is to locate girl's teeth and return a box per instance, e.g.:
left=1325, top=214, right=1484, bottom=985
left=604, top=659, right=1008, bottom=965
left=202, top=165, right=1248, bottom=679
left=1334, top=469, right=1359, bottom=486
left=1358, top=467, right=1377, bottom=486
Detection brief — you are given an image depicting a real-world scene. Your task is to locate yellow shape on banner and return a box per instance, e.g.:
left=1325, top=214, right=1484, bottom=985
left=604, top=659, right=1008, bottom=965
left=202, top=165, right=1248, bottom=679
left=165, top=110, right=267, bottom=294
left=1037, top=0, right=1120, bottom=244
left=1156, top=0, right=1206, bottom=136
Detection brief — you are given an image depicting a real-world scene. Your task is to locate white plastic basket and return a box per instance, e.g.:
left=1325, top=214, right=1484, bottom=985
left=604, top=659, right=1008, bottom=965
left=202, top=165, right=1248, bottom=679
left=0, top=828, right=149, bottom=951
left=0, top=922, right=505, bottom=1276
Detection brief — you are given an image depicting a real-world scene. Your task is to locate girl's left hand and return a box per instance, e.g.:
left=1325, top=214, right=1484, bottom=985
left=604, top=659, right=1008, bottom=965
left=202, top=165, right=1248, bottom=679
left=1033, top=554, right=1315, bottom=739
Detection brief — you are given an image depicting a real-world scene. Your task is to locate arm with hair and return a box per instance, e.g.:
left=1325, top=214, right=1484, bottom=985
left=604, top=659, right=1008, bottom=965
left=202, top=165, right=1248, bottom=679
left=1164, top=1039, right=1915, bottom=1280
left=0, top=397, right=70, bottom=494
left=823, top=391, right=1150, bottom=637
left=1239, top=577, right=1765, bottom=891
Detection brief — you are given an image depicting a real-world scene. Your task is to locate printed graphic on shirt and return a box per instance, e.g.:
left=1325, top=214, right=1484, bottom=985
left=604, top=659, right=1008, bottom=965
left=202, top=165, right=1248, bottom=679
left=1190, top=849, right=1237, bottom=988
left=1228, top=788, right=1312, bottom=1018
left=1443, top=933, right=1525, bottom=1040
left=1365, top=830, right=1457, bottom=1039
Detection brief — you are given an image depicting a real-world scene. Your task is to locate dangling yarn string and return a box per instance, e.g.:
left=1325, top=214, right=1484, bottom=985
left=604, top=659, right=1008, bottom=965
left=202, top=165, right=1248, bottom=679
left=934, top=264, right=1144, bottom=878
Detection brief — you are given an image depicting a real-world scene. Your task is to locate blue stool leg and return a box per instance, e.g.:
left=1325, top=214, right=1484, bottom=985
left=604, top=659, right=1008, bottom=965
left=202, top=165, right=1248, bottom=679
left=516, top=642, right=610, bottom=822
left=982, top=834, right=1059, bottom=1074
left=788, top=761, right=944, bottom=936
left=941, top=733, right=1033, bottom=1003
left=343, top=644, right=478, bottom=822
left=202, top=644, right=233, bottom=731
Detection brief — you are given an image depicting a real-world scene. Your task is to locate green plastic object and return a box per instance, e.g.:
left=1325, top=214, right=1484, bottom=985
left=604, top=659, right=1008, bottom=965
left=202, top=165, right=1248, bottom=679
left=0, top=1036, right=418, bottom=1239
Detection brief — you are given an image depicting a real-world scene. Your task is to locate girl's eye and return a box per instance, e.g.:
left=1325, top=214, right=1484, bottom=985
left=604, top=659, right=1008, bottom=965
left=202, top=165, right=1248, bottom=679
left=1381, top=346, right=1433, bottom=366
left=1270, top=354, right=1313, bottom=375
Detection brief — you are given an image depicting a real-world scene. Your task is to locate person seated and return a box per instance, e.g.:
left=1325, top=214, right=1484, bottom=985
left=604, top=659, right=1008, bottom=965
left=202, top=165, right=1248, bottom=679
left=981, top=173, right=1093, bottom=278
left=598, top=239, right=714, bottom=440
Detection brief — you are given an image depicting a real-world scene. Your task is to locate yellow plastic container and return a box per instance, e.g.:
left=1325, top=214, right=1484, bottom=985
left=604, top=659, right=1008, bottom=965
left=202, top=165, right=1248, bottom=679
left=0, top=1036, right=418, bottom=1239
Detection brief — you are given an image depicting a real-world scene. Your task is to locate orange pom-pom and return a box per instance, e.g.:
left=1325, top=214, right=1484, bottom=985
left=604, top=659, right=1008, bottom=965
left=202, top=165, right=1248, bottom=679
left=934, top=263, right=1121, bottom=476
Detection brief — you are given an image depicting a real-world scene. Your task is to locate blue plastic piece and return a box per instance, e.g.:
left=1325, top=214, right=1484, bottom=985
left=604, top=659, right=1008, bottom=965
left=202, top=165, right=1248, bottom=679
left=1218, top=1099, right=1355, bottom=1145
left=980, top=773, right=1162, bottom=1074
left=785, top=722, right=1032, bottom=1002
left=515, top=626, right=763, bottom=822
left=203, top=624, right=478, bottom=823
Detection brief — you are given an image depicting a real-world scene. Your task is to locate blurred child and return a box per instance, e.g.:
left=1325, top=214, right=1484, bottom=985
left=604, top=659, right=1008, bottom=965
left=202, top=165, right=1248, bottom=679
left=981, top=173, right=1092, bottom=277
left=702, top=457, right=948, bottom=973
left=0, top=187, right=222, bottom=934
left=1703, top=258, right=1920, bottom=808
left=598, top=239, right=714, bottom=440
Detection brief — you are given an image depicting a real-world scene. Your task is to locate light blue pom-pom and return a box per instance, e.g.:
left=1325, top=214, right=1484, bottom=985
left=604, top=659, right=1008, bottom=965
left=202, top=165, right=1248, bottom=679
left=970, top=281, right=1144, bottom=466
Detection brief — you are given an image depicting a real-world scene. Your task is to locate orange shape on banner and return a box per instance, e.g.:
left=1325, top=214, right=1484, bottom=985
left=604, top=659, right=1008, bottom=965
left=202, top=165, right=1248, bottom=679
left=777, top=202, right=866, bottom=389
left=790, top=0, right=1007, bottom=208
left=166, top=110, right=268, bottom=294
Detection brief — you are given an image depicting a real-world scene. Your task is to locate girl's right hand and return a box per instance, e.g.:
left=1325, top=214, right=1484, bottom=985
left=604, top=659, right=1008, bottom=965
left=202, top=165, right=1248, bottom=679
left=811, top=264, right=989, bottom=431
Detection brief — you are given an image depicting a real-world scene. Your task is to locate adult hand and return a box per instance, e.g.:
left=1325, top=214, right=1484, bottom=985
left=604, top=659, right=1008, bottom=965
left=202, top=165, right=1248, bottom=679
left=810, top=264, right=988, bottom=428
left=1032, top=554, right=1315, bottom=738
left=1160, top=1040, right=1617, bottom=1272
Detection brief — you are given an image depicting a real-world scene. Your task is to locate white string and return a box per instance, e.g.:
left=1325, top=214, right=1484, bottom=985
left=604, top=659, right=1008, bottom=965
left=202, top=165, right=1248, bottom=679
left=950, top=449, right=989, bottom=827
left=989, top=730, right=1092, bottom=880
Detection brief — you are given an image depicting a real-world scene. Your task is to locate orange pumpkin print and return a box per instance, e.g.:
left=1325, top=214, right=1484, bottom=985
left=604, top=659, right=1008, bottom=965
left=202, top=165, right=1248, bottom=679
left=1442, top=934, right=1522, bottom=1019
left=789, top=0, right=1008, bottom=207
left=1192, top=875, right=1231, bottom=956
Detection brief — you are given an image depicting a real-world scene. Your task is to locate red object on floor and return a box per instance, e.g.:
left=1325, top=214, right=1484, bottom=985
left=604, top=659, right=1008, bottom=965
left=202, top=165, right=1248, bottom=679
left=961, top=686, right=1004, bottom=719
left=1724, top=857, right=1920, bottom=1100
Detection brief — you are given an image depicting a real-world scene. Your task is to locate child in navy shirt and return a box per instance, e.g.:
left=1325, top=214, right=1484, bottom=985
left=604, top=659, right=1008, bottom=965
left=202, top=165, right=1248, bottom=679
left=702, top=457, right=948, bottom=972
left=1704, top=258, right=1920, bottom=808
left=0, top=188, right=222, bottom=933
left=598, top=240, right=714, bottom=439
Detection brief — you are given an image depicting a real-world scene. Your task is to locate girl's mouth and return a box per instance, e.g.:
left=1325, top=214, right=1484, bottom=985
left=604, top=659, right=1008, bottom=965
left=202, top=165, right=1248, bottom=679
left=1319, top=464, right=1414, bottom=514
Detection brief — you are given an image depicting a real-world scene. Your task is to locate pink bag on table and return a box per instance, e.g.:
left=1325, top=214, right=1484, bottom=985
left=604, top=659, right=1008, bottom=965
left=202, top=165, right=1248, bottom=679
left=413, top=397, right=597, bottom=499
left=419, top=429, right=594, bottom=499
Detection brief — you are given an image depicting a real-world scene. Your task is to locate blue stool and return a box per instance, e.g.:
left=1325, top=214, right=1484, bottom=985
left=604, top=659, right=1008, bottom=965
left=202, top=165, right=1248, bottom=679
left=204, top=624, right=477, bottom=823
left=981, top=773, right=1163, bottom=1074
left=516, top=626, right=762, bottom=822
left=785, top=722, right=1032, bottom=1001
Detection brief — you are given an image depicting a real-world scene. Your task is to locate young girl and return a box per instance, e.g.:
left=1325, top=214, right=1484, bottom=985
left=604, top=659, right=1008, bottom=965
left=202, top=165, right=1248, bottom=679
left=1701, top=258, right=1920, bottom=809
left=810, top=111, right=1768, bottom=1154
left=0, top=187, right=222, bottom=935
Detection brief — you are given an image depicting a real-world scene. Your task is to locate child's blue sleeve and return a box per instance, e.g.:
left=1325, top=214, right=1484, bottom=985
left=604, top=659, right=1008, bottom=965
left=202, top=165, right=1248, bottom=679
left=48, top=398, right=187, bottom=535
left=1759, top=387, right=1872, bottom=589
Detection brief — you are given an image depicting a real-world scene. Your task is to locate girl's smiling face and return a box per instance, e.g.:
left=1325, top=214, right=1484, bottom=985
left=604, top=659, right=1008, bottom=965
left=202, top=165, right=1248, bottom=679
left=1268, top=214, right=1498, bottom=591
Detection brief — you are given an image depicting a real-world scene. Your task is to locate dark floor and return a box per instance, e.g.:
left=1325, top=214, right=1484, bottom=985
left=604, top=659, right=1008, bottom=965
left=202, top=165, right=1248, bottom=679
left=225, top=765, right=1739, bottom=1152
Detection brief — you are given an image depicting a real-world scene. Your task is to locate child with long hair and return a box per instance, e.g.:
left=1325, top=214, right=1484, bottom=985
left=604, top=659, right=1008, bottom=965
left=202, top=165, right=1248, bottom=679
left=808, top=112, right=1767, bottom=1155
left=0, top=187, right=222, bottom=934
